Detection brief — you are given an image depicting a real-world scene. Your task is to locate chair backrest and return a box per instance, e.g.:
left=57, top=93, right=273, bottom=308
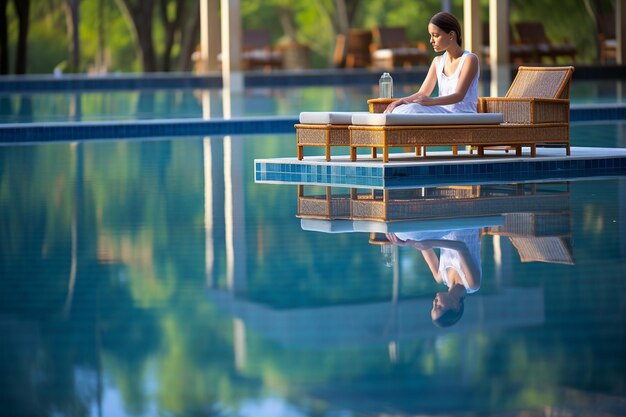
left=515, top=22, right=550, bottom=45
left=243, top=29, right=273, bottom=50
left=348, top=29, right=373, bottom=53
left=373, top=27, right=409, bottom=48
left=506, top=66, right=575, bottom=99
left=596, top=13, right=616, bottom=39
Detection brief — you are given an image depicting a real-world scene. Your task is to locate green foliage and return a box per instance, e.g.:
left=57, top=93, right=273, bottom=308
left=4, top=0, right=611, bottom=73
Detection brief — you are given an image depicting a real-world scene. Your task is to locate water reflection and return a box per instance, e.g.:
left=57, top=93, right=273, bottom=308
left=297, top=182, right=573, bottom=329
left=2, top=136, right=625, bottom=417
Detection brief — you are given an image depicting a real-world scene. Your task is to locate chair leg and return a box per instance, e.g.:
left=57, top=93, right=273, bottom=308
left=452, top=146, right=458, bottom=155
left=415, top=147, right=421, bottom=156
left=350, top=146, right=357, bottom=161
left=478, top=147, right=484, bottom=156
left=297, top=145, right=303, bottom=160
left=371, top=147, right=377, bottom=159
left=516, top=146, right=522, bottom=156
left=566, top=144, right=571, bottom=156
left=383, top=147, right=389, bottom=163
left=531, top=145, right=536, bottom=157
left=325, top=144, right=331, bottom=162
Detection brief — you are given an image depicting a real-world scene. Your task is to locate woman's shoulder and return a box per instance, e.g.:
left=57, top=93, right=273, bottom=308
left=463, top=51, right=479, bottom=61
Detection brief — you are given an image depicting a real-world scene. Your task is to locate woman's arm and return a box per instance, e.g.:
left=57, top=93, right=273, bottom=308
left=384, top=58, right=439, bottom=113
left=420, top=248, right=442, bottom=283
left=411, top=53, right=479, bottom=107
left=415, top=239, right=481, bottom=290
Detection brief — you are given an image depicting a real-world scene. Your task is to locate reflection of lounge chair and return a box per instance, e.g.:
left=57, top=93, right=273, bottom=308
left=370, top=26, right=429, bottom=69
left=242, top=29, right=283, bottom=70
left=515, top=22, right=577, bottom=64
left=350, top=66, right=574, bottom=162
left=297, top=183, right=572, bottom=250
left=486, top=212, right=574, bottom=264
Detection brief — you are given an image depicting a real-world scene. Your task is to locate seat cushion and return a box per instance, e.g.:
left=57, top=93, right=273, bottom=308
left=299, top=111, right=368, bottom=125
left=351, top=112, right=504, bottom=126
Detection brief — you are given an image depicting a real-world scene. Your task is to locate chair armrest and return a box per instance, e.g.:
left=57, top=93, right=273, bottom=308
left=367, top=98, right=395, bottom=113
left=479, top=97, right=570, bottom=124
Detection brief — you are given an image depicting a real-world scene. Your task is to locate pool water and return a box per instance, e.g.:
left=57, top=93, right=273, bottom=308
left=1, top=118, right=626, bottom=415
left=0, top=79, right=624, bottom=123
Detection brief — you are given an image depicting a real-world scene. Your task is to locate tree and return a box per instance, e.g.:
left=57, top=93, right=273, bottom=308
left=64, top=0, right=80, bottom=71
left=115, top=0, right=157, bottom=72
left=0, top=0, right=30, bottom=74
left=0, top=0, right=7, bottom=74
left=160, top=0, right=199, bottom=72
left=13, top=0, right=28, bottom=74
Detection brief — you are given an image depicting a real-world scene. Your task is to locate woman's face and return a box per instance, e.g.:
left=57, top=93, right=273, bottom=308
left=428, top=23, right=453, bottom=52
left=431, top=291, right=460, bottom=320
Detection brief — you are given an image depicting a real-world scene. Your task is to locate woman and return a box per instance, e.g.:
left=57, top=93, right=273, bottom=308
left=386, top=229, right=481, bottom=327
left=384, top=12, right=480, bottom=114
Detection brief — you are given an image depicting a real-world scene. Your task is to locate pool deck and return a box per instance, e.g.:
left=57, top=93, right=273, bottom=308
left=255, top=146, right=626, bottom=188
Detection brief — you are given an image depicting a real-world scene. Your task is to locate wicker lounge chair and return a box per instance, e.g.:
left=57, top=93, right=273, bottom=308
left=349, top=66, right=574, bottom=162
left=295, top=111, right=370, bottom=161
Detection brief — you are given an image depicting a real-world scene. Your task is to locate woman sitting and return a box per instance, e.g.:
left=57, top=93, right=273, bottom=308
left=385, top=12, right=480, bottom=114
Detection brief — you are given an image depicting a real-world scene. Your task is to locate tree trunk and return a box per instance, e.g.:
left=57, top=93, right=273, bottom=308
left=116, top=0, right=157, bottom=72
left=0, top=0, right=8, bottom=74
left=159, top=0, right=185, bottom=72
left=13, top=0, right=29, bottom=74
left=278, top=6, right=297, bottom=41
left=64, top=0, right=80, bottom=72
left=178, top=0, right=200, bottom=72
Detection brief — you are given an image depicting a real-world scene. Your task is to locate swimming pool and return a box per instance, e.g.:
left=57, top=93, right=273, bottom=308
left=1, top=77, right=626, bottom=416
left=0, top=78, right=624, bottom=124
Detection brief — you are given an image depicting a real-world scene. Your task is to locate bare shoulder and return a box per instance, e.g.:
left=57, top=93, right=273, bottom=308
left=465, top=52, right=479, bottom=64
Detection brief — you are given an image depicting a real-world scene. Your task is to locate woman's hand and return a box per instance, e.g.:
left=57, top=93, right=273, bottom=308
left=385, top=233, right=406, bottom=244
left=384, top=98, right=408, bottom=114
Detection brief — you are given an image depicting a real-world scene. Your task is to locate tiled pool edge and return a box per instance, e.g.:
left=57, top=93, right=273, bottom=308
left=0, top=116, right=299, bottom=142
left=255, top=147, right=626, bottom=188
left=0, top=103, right=624, bottom=143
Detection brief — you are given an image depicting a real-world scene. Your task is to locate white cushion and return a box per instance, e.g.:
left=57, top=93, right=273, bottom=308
left=372, top=49, right=393, bottom=59
left=299, top=111, right=368, bottom=125
left=300, top=219, right=354, bottom=233
left=351, top=112, right=504, bottom=126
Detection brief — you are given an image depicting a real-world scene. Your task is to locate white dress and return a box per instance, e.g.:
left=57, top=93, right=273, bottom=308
left=393, top=229, right=481, bottom=293
left=392, top=51, right=479, bottom=114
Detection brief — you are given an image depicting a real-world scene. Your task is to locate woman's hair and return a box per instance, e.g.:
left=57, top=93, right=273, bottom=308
left=430, top=12, right=463, bottom=47
left=432, top=297, right=465, bottom=327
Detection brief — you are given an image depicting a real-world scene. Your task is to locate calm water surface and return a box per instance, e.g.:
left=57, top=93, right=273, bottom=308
left=1, top=122, right=626, bottom=415
left=0, top=79, right=624, bottom=123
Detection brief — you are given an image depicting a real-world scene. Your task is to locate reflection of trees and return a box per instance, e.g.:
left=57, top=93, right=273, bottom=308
left=2, top=136, right=626, bottom=415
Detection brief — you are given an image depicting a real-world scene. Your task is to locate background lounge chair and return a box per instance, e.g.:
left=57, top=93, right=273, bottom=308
left=515, top=22, right=577, bottom=64
left=596, top=13, right=616, bottom=63
left=333, top=29, right=373, bottom=68
left=370, top=26, right=430, bottom=69
left=481, top=22, right=535, bottom=64
left=241, top=29, right=283, bottom=70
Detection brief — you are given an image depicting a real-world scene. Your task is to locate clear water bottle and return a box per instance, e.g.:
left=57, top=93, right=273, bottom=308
left=379, top=72, right=393, bottom=98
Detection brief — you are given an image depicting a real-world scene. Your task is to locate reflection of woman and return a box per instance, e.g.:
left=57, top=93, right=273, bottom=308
left=386, top=229, right=481, bottom=327
left=384, top=12, right=479, bottom=115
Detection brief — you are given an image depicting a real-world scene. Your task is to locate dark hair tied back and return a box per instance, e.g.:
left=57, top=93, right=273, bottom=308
left=430, top=12, right=463, bottom=47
